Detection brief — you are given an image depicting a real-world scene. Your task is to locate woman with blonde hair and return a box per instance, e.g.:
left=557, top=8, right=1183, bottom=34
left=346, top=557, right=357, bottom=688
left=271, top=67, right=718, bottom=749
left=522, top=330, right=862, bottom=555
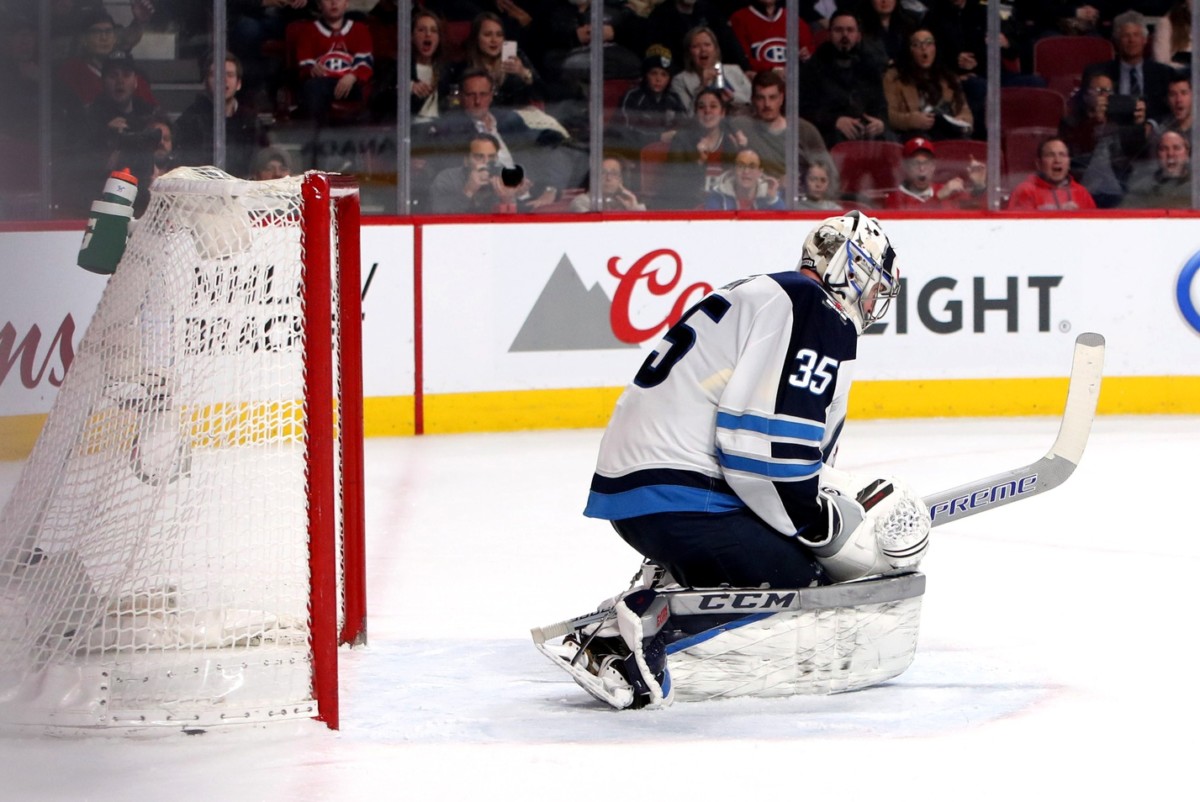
left=671, top=26, right=751, bottom=116
left=448, top=11, right=543, bottom=108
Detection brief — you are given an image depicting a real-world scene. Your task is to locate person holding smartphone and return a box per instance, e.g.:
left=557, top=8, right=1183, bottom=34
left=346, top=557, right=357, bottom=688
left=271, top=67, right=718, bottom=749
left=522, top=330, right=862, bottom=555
left=569, top=158, right=646, bottom=212
left=447, top=12, right=543, bottom=109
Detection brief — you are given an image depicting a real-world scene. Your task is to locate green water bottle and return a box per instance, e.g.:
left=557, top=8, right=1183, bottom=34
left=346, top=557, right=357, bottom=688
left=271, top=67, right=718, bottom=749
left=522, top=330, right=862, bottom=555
left=77, top=167, right=138, bottom=274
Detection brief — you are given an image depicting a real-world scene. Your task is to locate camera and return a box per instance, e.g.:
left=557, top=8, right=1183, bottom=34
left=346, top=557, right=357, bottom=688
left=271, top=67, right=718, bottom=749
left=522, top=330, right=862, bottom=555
left=487, top=162, right=525, bottom=188
left=116, top=126, right=163, bottom=152
left=1106, top=94, right=1137, bottom=125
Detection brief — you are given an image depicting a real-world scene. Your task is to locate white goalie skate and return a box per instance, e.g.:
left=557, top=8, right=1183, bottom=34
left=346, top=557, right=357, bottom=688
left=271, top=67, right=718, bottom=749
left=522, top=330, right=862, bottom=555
left=537, top=629, right=636, bottom=710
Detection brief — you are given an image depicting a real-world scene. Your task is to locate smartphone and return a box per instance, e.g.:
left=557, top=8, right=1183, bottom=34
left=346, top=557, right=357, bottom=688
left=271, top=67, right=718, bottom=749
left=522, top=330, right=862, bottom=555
left=501, top=40, right=518, bottom=61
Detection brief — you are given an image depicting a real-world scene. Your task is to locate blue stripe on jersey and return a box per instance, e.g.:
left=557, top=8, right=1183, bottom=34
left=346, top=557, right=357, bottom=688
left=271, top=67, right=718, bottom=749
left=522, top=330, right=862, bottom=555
left=584, top=485, right=746, bottom=520
left=715, top=411, right=824, bottom=443
left=716, top=448, right=822, bottom=479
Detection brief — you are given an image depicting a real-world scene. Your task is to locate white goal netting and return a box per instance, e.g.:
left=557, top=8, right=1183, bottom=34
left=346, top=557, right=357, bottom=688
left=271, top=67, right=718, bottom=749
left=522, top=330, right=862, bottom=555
left=0, top=167, right=360, bottom=730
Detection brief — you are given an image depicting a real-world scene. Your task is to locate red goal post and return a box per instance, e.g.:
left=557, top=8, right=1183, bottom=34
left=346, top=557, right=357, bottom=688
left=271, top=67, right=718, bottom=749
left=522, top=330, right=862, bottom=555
left=0, top=168, right=365, bottom=732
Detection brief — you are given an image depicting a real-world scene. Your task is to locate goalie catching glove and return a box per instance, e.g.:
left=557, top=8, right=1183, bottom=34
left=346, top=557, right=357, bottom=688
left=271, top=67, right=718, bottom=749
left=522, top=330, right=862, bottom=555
left=801, top=469, right=931, bottom=582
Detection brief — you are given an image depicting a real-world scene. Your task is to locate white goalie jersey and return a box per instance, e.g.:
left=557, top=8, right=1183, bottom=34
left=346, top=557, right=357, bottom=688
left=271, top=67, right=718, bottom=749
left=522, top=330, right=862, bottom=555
left=585, top=271, right=859, bottom=539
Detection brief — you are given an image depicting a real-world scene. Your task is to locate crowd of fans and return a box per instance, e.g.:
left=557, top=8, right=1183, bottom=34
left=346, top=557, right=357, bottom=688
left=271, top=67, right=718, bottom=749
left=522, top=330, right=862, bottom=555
left=0, top=0, right=1193, bottom=216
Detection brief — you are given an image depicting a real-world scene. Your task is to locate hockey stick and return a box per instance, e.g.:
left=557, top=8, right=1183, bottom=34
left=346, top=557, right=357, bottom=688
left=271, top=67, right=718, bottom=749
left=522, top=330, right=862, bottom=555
left=923, top=332, right=1105, bottom=527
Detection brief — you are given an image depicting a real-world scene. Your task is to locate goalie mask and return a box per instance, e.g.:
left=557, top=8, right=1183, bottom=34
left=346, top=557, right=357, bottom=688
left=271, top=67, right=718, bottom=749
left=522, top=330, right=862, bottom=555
left=800, top=210, right=898, bottom=334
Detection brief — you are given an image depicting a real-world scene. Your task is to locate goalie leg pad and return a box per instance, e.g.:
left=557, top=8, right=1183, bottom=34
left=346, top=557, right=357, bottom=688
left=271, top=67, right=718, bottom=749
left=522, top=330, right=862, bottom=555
left=615, top=589, right=673, bottom=709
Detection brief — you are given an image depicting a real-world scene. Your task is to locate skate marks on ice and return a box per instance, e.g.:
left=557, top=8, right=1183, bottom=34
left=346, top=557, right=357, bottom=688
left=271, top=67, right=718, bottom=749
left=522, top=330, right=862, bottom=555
left=339, top=638, right=1056, bottom=744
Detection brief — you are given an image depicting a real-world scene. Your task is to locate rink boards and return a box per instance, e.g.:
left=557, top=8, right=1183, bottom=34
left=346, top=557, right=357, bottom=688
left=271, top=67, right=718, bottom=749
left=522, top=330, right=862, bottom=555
left=3, top=214, right=1200, bottom=452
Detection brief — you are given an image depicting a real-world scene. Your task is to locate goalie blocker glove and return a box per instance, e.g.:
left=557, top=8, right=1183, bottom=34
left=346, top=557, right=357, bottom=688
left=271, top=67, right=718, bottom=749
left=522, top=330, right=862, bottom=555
left=804, top=473, right=931, bottom=583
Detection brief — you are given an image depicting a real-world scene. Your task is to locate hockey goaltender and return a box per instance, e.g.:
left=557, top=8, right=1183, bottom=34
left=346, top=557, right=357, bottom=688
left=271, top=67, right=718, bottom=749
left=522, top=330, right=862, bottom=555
left=534, top=212, right=934, bottom=709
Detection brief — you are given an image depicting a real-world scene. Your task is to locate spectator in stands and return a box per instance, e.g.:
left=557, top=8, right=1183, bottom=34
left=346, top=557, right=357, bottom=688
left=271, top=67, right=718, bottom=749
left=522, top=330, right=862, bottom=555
left=732, top=70, right=830, bottom=181
left=175, top=53, right=268, bottom=179
left=230, top=0, right=311, bottom=105
left=492, top=0, right=538, bottom=54
left=797, top=159, right=843, bottom=210
left=1060, top=70, right=1113, bottom=159
left=1082, top=10, right=1175, bottom=123
left=1059, top=70, right=1150, bottom=207
left=542, top=0, right=641, bottom=90
left=1122, top=129, right=1190, bottom=208
left=146, top=110, right=176, bottom=178
left=671, top=26, right=752, bottom=115
left=857, top=0, right=920, bottom=68
left=641, top=0, right=750, bottom=76
left=1159, top=73, right=1191, bottom=136
left=1151, top=1, right=1191, bottom=71
left=922, top=0, right=1028, bottom=137
left=1011, top=1, right=1110, bottom=39
left=797, top=9, right=889, bottom=147
left=292, top=0, right=374, bottom=125
left=884, top=136, right=984, bottom=209
left=1006, top=136, right=1097, bottom=210
left=67, top=51, right=160, bottom=211
left=83, top=52, right=158, bottom=152
left=703, top=146, right=785, bottom=209
left=570, top=156, right=647, bottom=211
left=883, top=27, right=974, bottom=140
left=924, top=0, right=985, bottom=83
left=410, top=9, right=447, bottom=126
left=662, top=87, right=740, bottom=208
left=147, top=111, right=173, bottom=159
left=447, top=12, right=543, bottom=109
left=430, top=68, right=565, bottom=208
left=252, top=146, right=293, bottom=180
left=51, top=0, right=156, bottom=57
left=729, top=0, right=815, bottom=77
left=56, top=9, right=156, bottom=109
left=428, top=132, right=527, bottom=213
left=608, top=49, right=687, bottom=161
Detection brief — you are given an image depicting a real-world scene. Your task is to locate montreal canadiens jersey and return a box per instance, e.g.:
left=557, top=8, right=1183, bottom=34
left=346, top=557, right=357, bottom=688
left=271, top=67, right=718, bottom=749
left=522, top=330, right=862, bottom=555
left=294, top=19, right=374, bottom=82
left=585, top=271, right=858, bottom=538
left=729, top=7, right=814, bottom=74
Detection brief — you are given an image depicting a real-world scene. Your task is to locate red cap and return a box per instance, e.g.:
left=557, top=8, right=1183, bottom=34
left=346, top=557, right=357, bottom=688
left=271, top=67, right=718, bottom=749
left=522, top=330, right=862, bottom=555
left=902, top=137, right=935, bottom=159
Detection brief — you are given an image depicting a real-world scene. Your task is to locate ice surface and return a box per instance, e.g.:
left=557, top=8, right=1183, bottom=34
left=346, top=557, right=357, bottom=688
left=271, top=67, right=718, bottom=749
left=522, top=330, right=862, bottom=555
left=0, top=416, right=1197, bottom=801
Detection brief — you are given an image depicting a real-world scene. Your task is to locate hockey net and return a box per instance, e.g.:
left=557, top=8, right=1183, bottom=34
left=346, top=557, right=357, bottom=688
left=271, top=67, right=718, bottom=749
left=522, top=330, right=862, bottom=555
left=0, top=167, right=365, bottom=731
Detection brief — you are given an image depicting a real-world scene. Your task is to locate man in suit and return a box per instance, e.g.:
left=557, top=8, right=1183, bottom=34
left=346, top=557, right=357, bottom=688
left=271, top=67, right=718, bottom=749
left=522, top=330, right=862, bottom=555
left=1082, top=9, right=1177, bottom=123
